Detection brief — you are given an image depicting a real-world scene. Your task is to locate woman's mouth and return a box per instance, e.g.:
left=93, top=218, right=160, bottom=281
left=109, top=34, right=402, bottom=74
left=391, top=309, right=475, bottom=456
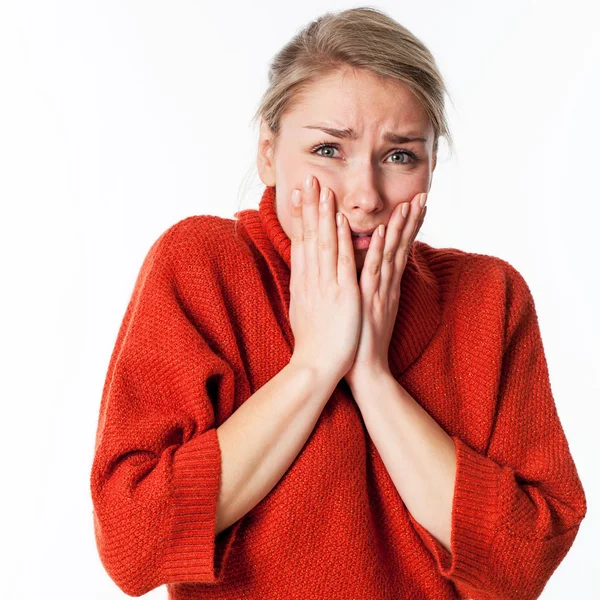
left=351, top=233, right=372, bottom=250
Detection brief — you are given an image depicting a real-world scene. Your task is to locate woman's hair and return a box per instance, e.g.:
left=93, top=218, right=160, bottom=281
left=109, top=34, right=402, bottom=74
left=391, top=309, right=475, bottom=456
left=250, top=6, right=454, bottom=160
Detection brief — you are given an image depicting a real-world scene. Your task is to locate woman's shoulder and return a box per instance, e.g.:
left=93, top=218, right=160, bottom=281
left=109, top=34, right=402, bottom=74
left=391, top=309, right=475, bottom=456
left=418, top=240, right=530, bottom=291
left=146, top=214, right=255, bottom=271
left=156, top=213, right=239, bottom=249
left=457, top=248, right=533, bottom=302
left=416, top=241, right=535, bottom=326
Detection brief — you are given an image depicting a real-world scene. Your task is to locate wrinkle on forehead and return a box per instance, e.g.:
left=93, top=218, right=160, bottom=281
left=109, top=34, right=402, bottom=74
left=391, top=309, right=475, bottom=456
left=285, top=68, right=430, bottom=139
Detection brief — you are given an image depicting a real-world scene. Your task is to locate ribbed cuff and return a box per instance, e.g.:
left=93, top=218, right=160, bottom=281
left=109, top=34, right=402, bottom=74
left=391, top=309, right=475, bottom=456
left=409, top=435, right=503, bottom=589
left=162, top=428, right=241, bottom=584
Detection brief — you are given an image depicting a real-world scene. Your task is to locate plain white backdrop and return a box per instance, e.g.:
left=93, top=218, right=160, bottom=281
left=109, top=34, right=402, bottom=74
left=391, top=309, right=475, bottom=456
left=0, top=1, right=597, bottom=598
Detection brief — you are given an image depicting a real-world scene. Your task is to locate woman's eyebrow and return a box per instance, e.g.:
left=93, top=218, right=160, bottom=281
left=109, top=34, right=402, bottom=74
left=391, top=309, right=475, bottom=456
left=302, top=124, right=427, bottom=144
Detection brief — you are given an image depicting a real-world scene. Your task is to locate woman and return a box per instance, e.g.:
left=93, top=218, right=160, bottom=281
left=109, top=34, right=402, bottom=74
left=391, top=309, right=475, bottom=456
left=90, top=7, right=587, bottom=599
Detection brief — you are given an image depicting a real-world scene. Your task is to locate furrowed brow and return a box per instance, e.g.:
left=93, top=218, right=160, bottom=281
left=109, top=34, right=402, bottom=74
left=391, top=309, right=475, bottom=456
left=302, top=125, right=427, bottom=144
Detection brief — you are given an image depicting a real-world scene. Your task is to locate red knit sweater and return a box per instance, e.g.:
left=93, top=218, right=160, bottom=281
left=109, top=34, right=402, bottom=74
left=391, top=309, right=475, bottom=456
left=90, top=185, right=587, bottom=599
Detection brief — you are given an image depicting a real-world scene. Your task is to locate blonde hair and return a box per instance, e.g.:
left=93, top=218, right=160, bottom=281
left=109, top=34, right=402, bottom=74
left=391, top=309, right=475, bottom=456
left=250, top=6, right=454, bottom=159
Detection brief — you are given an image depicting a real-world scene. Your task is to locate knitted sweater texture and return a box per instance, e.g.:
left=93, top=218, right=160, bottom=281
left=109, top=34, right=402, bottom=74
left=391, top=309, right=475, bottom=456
left=90, top=185, right=587, bottom=599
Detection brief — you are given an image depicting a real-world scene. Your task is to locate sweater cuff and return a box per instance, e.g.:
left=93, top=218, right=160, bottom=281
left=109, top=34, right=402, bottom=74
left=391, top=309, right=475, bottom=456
left=162, top=427, right=242, bottom=584
left=408, top=435, right=503, bottom=589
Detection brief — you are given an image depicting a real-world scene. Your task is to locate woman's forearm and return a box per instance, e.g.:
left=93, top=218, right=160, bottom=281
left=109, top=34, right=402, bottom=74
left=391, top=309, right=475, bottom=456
left=215, top=362, right=339, bottom=535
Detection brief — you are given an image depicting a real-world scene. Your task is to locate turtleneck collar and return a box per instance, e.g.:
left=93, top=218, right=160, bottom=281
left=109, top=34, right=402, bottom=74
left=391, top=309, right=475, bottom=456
left=236, top=185, right=443, bottom=378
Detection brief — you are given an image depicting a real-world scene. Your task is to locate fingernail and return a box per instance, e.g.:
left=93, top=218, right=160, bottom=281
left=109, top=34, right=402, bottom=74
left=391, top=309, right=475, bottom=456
left=303, top=173, right=313, bottom=191
left=401, top=203, right=410, bottom=218
left=292, top=189, right=301, bottom=206
left=320, top=187, right=328, bottom=203
left=419, top=193, right=428, bottom=208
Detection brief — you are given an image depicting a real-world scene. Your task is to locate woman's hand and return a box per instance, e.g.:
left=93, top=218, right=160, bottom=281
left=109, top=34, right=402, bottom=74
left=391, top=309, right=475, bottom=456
left=344, top=192, right=428, bottom=389
left=288, top=174, right=362, bottom=383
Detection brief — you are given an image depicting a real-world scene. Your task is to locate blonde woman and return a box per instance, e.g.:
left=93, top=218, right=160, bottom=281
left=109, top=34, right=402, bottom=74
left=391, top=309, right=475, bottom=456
left=90, top=7, right=587, bottom=599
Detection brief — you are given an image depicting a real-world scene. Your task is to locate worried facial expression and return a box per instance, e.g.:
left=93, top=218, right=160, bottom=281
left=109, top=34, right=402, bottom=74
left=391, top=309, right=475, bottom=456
left=257, top=66, right=437, bottom=271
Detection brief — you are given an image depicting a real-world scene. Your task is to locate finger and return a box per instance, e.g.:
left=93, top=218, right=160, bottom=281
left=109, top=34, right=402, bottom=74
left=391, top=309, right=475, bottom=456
left=391, top=193, right=425, bottom=291
left=379, top=202, right=410, bottom=297
left=359, top=221, right=386, bottom=296
left=318, top=185, right=338, bottom=284
left=289, top=188, right=306, bottom=287
left=397, top=194, right=423, bottom=258
left=301, top=174, right=320, bottom=283
left=336, top=211, right=358, bottom=286
left=408, top=194, right=427, bottom=247
left=409, top=204, right=427, bottom=247
left=379, top=200, right=408, bottom=299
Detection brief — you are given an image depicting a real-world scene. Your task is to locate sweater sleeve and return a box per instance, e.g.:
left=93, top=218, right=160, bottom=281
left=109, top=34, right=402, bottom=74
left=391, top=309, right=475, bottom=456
left=408, top=257, right=587, bottom=600
left=90, top=226, right=243, bottom=596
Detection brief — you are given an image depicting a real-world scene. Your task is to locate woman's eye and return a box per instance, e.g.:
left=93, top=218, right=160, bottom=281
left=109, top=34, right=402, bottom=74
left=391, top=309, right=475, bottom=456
left=388, top=151, right=415, bottom=164
left=313, top=145, right=339, bottom=158
left=311, top=144, right=417, bottom=164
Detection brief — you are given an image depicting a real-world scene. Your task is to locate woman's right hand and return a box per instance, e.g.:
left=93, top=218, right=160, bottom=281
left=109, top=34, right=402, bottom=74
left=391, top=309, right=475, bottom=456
left=288, top=174, right=362, bottom=382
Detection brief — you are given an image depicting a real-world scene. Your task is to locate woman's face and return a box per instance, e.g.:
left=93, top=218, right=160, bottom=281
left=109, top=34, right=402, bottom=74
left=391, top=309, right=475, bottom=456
left=257, top=67, right=437, bottom=272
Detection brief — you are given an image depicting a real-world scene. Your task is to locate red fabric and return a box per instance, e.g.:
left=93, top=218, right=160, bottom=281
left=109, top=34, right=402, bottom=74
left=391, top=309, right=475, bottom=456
left=90, top=185, right=586, bottom=599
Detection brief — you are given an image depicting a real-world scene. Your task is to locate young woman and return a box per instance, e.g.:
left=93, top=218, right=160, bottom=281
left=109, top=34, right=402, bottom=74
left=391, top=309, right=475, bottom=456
left=90, top=7, right=587, bottom=599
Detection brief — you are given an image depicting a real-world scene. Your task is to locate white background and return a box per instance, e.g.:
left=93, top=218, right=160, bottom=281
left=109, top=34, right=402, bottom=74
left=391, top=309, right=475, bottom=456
left=0, top=1, right=597, bottom=598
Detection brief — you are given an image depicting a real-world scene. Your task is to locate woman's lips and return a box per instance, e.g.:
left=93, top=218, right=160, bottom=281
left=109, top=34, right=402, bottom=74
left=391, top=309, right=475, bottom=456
left=351, top=235, right=372, bottom=250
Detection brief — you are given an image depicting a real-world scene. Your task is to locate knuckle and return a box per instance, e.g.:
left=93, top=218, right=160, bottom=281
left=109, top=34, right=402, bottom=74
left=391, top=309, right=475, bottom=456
left=303, top=227, right=317, bottom=241
left=290, top=231, right=304, bottom=245
left=383, top=249, right=395, bottom=263
left=367, top=262, right=381, bottom=276
left=337, top=252, right=352, bottom=266
left=318, top=237, right=333, bottom=252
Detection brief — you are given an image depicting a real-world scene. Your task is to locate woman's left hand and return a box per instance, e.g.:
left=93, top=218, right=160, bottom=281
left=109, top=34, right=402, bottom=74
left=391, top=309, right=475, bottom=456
left=343, top=192, right=428, bottom=388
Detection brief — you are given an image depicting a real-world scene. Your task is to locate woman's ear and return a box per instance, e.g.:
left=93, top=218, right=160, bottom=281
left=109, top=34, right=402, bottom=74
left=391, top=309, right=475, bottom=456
left=257, top=117, right=276, bottom=187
